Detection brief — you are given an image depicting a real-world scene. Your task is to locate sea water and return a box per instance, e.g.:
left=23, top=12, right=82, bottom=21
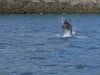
left=0, top=14, right=100, bottom=75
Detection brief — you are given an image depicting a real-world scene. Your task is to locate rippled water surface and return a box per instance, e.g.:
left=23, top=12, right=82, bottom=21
left=0, top=14, right=100, bottom=75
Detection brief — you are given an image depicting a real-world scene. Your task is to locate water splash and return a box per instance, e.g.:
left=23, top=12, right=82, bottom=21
left=62, top=30, right=76, bottom=38
left=63, top=30, right=72, bottom=37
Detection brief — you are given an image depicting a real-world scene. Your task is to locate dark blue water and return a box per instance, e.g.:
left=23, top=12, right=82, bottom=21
left=0, top=14, right=100, bottom=75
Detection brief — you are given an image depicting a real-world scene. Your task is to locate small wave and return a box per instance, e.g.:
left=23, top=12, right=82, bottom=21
left=75, top=64, right=90, bottom=69
left=55, top=34, right=62, bottom=38
left=75, top=35, right=89, bottom=39
left=34, top=43, right=45, bottom=46
left=20, top=72, right=33, bottom=75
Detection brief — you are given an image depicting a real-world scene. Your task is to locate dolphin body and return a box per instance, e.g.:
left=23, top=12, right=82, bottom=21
left=62, top=20, right=73, bottom=37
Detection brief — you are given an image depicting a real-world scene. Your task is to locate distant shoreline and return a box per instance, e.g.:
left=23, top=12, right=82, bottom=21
left=0, top=7, right=100, bottom=14
left=0, top=0, right=100, bottom=14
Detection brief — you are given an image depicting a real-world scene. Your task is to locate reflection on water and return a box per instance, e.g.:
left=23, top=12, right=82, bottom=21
left=0, top=14, right=100, bottom=75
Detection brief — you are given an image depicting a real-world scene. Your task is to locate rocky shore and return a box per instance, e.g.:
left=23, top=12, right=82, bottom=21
left=0, top=0, right=100, bottom=14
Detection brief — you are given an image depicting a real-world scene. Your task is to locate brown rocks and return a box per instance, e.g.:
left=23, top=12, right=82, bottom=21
left=0, top=0, right=100, bottom=14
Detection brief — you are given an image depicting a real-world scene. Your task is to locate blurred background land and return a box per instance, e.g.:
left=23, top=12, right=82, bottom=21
left=0, top=0, right=100, bottom=14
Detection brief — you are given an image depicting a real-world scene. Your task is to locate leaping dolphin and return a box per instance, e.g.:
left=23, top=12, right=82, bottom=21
left=62, top=20, right=73, bottom=37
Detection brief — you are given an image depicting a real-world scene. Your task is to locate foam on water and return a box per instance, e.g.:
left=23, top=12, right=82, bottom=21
left=55, top=31, right=75, bottom=38
left=55, top=30, right=88, bottom=40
